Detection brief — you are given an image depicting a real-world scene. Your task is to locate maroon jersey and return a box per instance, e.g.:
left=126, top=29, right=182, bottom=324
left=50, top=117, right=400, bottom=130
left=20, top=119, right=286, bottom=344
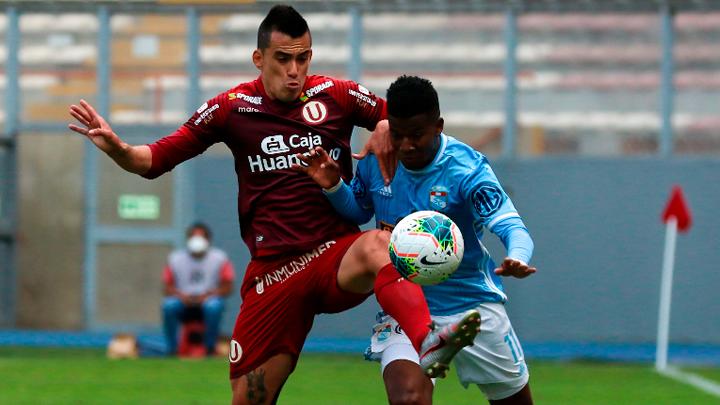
left=144, top=75, right=387, bottom=258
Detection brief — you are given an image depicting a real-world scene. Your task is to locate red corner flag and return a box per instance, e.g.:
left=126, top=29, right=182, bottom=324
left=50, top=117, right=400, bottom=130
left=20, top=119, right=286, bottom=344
left=661, top=185, right=692, bottom=233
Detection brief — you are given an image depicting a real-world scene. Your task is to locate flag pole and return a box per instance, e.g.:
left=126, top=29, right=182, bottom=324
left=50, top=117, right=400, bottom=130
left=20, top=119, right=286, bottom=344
left=656, top=216, right=677, bottom=371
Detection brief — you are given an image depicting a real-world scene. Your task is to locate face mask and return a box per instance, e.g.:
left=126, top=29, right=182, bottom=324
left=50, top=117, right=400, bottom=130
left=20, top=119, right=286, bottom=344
left=187, top=235, right=209, bottom=254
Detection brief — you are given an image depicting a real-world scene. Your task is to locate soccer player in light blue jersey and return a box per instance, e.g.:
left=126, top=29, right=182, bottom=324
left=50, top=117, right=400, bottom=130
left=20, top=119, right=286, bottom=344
left=295, top=75, right=536, bottom=405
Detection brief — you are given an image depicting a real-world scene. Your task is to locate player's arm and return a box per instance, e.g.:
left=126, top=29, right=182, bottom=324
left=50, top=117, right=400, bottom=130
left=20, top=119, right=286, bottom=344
left=68, top=99, right=151, bottom=175
left=332, top=79, right=396, bottom=185
left=463, top=157, right=536, bottom=278
left=353, top=119, right=397, bottom=186
left=292, top=146, right=374, bottom=224
left=491, top=218, right=536, bottom=278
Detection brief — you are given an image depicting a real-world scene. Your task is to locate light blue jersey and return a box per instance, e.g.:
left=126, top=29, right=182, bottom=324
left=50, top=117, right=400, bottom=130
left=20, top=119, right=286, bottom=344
left=326, top=134, right=533, bottom=315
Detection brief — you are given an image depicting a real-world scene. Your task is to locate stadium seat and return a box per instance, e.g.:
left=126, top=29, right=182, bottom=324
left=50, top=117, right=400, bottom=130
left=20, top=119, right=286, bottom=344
left=177, top=305, right=206, bottom=358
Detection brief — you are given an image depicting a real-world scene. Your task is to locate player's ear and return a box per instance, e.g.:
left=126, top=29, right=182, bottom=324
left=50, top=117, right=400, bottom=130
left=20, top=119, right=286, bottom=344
left=436, top=117, right=444, bottom=136
left=252, top=49, right=263, bottom=70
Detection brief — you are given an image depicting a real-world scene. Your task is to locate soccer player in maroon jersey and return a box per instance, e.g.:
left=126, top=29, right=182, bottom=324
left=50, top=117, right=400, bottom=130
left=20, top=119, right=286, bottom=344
left=68, top=5, right=479, bottom=404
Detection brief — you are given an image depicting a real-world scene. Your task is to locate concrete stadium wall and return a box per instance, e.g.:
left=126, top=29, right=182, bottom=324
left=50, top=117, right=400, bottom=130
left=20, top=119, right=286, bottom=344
left=196, top=155, right=720, bottom=346
left=16, top=134, right=85, bottom=329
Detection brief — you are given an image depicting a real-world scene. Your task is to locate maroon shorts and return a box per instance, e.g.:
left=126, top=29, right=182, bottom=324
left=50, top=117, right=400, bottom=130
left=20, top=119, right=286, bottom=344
left=229, top=232, right=371, bottom=379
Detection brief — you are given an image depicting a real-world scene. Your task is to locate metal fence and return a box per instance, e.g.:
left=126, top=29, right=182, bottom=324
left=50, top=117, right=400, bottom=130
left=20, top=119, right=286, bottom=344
left=1, top=0, right=719, bottom=332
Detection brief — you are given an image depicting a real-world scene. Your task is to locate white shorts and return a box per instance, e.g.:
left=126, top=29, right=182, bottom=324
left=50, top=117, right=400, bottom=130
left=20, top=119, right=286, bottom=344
left=366, top=303, right=529, bottom=401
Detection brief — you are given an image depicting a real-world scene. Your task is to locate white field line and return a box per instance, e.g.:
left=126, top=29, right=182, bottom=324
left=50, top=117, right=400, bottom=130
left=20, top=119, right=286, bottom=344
left=658, top=366, right=720, bottom=398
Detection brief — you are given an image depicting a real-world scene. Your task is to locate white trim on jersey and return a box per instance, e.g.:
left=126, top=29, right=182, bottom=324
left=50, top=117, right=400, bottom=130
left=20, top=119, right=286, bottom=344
left=487, top=211, right=521, bottom=231
left=479, top=252, right=508, bottom=302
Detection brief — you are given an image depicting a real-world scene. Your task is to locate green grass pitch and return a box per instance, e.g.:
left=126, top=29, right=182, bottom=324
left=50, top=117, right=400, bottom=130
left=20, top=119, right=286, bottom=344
left=1, top=347, right=719, bottom=404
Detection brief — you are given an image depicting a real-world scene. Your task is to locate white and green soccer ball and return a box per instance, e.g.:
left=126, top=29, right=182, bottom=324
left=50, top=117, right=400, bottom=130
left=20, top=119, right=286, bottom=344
left=388, top=210, right=464, bottom=286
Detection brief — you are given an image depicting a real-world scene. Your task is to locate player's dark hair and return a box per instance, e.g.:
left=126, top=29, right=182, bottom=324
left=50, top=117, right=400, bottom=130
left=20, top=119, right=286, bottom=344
left=386, top=75, right=440, bottom=120
left=187, top=222, right=212, bottom=241
left=257, top=5, right=311, bottom=49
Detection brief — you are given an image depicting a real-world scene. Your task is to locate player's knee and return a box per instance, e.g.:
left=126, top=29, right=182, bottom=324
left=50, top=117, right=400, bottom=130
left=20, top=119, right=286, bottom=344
left=362, top=229, right=391, bottom=270
left=387, top=384, right=430, bottom=405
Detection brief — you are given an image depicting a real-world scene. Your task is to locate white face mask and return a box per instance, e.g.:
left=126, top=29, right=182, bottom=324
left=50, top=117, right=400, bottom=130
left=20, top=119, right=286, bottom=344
left=187, top=235, right=209, bottom=255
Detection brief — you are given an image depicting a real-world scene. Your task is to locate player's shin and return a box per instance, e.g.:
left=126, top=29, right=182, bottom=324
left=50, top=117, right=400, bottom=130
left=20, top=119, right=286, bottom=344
left=374, top=263, right=431, bottom=352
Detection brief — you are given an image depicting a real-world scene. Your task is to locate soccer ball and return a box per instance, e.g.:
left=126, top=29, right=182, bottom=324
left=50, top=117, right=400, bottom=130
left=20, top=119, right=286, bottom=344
left=388, top=210, right=464, bottom=285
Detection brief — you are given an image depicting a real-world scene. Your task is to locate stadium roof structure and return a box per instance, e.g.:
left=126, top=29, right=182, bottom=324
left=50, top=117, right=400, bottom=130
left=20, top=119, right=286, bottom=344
left=3, top=0, right=720, bottom=14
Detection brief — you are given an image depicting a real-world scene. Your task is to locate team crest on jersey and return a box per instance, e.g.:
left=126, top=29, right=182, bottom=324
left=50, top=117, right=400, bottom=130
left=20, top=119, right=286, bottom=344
left=302, top=101, right=328, bottom=124
left=255, top=277, right=265, bottom=295
left=472, top=182, right=505, bottom=219
left=429, top=186, right=449, bottom=210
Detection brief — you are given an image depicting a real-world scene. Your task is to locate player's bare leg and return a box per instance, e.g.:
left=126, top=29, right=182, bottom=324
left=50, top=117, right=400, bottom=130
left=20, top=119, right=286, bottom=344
left=383, top=359, right=433, bottom=405
left=337, top=229, right=433, bottom=348
left=338, top=230, right=478, bottom=378
left=489, top=383, right=533, bottom=405
left=336, top=230, right=393, bottom=294
left=230, top=353, right=293, bottom=405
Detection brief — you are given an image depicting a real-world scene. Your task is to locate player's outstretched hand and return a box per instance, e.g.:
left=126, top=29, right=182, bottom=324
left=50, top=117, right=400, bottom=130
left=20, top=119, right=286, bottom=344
left=352, top=119, right=396, bottom=186
left=494, top=257, right=537, bottom=279
left=291, top=146, right=342, bottom=189
left=68, top=99, right=126, bottom=157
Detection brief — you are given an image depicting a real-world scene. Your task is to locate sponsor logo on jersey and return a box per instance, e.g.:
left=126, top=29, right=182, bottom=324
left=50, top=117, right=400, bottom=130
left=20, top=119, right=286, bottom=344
left=228, top=92, right=262, bottom=105
left=250, top=133, right=341, bottom=173
left=378, top=185, right=393, bottom=197
left=238, top=107, right=260, bottom=113
left=304, top=80, right=334, bottom=98
left=255, top=277, right=264, bottom=295
left=429, top=186, right=449, bottom=210
left=357, top=84, right=370, bottom=95
left=302, top=101, right=328, bottom=124
left=256, top=241, right=336, bottom=291
left=472, top=182, right=505, bottom=219
left=348, top=88, right=377, bottom=107
left=229, top=340, right=243, bottom=363
left=194, top=103, right=219, bottom=125
left=261, top=135, right=290, bottom=155
left=196, top=102, right=209, bottom=113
